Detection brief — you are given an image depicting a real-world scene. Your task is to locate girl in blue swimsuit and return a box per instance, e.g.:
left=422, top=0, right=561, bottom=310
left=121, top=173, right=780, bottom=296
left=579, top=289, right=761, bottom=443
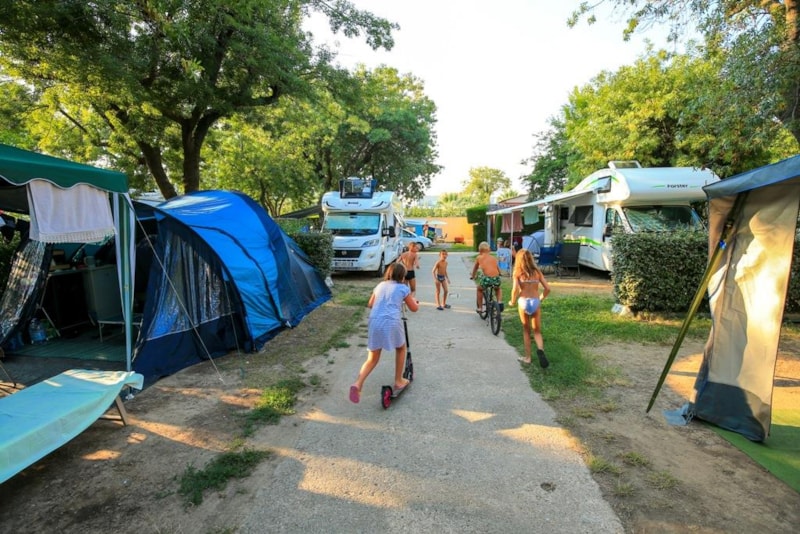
left=508, top=249, right=551, bottom=367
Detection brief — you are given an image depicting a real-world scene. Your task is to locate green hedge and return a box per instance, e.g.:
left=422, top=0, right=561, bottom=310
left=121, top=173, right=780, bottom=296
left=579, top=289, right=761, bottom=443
left=612, top=231, right=800, bottom=314
left=274, top=218, right=333, bottom=279
left=465, top=205, right=486, bottom=224
left=289, top=231, right=333, bottom=280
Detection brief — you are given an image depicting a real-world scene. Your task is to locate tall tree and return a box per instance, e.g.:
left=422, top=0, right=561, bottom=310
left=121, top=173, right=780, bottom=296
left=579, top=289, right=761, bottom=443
left=522, top=116, right=572, bottom=199
left=564, top=50, right=796, bottom=184
left=0, top=80, right=38, bottom=149
left=571, top=1, right=800, bottom=147
left=203, top=109, right=320, bottom=216
left=524, top=49, right=796, bottom=192
left=0, top=0, right=396, bottom=198
left=314, top=65, right=440, bottom=200
left=203, top=65, right=440, bottom=213
left=461, top=167, right=511, bottom=204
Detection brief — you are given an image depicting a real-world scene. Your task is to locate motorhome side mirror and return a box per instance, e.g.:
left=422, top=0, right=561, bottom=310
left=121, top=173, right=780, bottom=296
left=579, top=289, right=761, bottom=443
left=603, top=223, right=614, bottom=240
left=386, top=227, right=396, bottom=238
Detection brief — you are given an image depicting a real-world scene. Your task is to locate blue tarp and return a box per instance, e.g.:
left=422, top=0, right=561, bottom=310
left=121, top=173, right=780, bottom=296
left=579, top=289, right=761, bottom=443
left=132, top=191, right=331, bottom=382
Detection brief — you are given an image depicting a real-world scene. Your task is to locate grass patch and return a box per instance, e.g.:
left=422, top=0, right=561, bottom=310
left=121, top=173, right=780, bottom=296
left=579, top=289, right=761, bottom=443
left=613, top=480, right=636, bottom=497
left=572, top=407, right=596, bottom=419
left=620, top=451, right=651, bottom=468
left=178, top=449, right=271, bottom=506
left=333, top=281, right=373, bottom=306
left=242, top=378, right=304, bottom=436
left=647, top=470, right=679, bottom=490
left=588, top=455, right=622, bottom=475
left=502, top=291, right=710, bottom=401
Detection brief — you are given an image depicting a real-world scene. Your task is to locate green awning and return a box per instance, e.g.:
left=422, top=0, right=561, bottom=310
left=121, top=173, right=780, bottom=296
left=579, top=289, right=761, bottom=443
left=0, top=143, right=127, bottom=193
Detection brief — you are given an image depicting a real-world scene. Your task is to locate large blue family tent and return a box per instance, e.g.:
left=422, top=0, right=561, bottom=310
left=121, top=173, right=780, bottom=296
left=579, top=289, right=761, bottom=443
left=133, top=190, right=331, bottom=382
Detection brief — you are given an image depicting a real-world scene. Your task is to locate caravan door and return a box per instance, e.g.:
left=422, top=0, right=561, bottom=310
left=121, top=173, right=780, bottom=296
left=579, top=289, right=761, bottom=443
left=564, top=203, right=607, bottom=271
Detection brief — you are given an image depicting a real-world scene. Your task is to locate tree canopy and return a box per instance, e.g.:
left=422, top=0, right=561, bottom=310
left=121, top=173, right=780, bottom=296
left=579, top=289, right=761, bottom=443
left=201, top=65, right=439, bottom=215
left=571, top=1, right=800, bottom=146
left=461, top=167, right=512, bottom=205
left=0, top=0, right=401, bottom=198
left=522, top=7, right=800, bottom=195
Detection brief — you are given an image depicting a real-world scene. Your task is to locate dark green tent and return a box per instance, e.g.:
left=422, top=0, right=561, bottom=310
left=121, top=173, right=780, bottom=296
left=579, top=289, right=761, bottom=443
left=0, top=144, right=136, bottom=371
left=651, top=155, right=800, bottom=441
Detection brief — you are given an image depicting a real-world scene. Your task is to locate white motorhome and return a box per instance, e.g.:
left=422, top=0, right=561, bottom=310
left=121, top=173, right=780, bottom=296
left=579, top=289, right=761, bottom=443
left=489, top=161, right=720, bottom=271
left=321, top=177, right=403, bottom=276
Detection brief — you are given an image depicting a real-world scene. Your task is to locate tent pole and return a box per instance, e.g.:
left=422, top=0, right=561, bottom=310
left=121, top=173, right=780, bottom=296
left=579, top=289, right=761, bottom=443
left=646, top=192, right=748, bottom=413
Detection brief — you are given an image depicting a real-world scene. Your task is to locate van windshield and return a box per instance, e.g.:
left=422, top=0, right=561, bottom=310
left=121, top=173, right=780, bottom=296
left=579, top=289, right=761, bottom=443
left=323, top=213, right=381, bottom=236
left=623, top=206, right=703, bottom=232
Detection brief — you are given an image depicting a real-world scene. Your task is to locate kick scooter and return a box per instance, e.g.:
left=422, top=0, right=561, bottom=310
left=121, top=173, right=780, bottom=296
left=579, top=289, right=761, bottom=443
left=381, top=310, right=414, bottom=409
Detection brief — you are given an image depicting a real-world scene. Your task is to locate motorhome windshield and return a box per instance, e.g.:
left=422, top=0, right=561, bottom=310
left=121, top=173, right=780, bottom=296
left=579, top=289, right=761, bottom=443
left=323, top=212, right=381, bottom=236
left=623, top=206, right=703, bottom=232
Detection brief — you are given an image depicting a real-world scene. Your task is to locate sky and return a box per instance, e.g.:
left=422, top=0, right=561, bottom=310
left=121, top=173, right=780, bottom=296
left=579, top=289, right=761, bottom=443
left=307, top=1, right=672, bottom=196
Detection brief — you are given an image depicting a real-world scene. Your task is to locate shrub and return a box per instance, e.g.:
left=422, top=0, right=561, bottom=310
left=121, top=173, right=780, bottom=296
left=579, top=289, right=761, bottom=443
left=290, top=231, right=333, bottom=280
left=612, top=231, right=800, bottom=314
left=274, top=218, right=333, bottom=279
left=612, top=231, right=708, bottom=313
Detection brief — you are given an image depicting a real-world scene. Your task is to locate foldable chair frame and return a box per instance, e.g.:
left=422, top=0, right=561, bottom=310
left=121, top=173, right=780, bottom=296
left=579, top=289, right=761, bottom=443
left=555, top=241, right=581, bottom=278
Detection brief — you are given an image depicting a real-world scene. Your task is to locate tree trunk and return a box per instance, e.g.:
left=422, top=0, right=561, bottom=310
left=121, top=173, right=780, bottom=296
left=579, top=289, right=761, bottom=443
left=181, top=113, right=220, bottom=194
left=139, top=142, right=178, bottom=199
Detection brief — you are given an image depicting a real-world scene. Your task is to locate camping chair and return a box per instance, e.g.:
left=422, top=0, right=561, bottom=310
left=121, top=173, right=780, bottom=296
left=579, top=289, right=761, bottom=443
left=555, top=241, right=581, bottom=278
left=535, top=243, right=560, bottom=275
left=496, top=247, right=512, bottom=276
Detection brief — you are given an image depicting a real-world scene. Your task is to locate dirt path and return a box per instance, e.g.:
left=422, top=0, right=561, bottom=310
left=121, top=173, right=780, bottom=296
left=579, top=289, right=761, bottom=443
left=0, top=260, right=798, bottom=533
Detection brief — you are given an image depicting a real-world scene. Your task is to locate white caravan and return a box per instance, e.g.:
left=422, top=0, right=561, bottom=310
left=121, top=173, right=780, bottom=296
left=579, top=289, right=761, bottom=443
left=321, top=177, right=403, bottom=276
left=489, top=161, right=720, bottom=271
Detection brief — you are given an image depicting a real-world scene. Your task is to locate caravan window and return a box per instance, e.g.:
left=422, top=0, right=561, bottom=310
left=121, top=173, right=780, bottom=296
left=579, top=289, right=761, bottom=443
left=605, top=208, right=624, bottom=231
left=623, top=206, right=703, bottom=232
left=322, top=213, right=381, bottom=236
left=570, top=206, right=594, bottom=227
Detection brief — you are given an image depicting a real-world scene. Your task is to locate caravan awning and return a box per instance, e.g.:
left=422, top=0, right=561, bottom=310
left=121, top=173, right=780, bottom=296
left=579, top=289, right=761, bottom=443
left=487, top=188, right=594, bottom=216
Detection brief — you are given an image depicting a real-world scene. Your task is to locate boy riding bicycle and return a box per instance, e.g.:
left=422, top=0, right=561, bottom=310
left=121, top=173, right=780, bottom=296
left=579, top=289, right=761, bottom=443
left=470, top=241, right=502, bottom=313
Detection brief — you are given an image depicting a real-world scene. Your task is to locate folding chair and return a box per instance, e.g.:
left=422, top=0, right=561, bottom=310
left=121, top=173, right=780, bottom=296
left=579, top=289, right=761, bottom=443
left=555, top=241, right=581, bottom=278
left=535, top=243, right=560, bottom=275
left=497, top=247, right=512, bottom=275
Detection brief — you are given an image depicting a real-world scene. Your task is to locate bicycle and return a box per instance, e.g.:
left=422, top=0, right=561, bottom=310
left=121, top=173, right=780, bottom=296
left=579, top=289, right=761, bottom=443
left=474, top=276, right=502, bottom=335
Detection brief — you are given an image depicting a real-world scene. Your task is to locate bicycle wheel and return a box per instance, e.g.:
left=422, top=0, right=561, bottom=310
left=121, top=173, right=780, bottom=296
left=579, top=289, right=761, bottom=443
left=477, top=298, right=488, bottom=319
left=489, top=301, right=501, bottom=335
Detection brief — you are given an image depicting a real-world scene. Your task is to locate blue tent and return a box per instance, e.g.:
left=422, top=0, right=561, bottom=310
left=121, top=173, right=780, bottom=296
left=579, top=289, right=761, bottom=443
left=133, top=190, right=331, bottom=381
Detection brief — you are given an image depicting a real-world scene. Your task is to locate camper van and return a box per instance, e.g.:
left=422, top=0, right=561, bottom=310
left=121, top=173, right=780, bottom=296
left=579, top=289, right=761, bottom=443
left=321, top=177, right=403, bottom=276
left=490, top=161, right=720, bottom=271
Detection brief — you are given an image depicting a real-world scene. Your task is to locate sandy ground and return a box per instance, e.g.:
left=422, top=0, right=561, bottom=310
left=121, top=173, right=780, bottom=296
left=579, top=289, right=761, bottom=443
left=0, top=257, right=798, bottom=533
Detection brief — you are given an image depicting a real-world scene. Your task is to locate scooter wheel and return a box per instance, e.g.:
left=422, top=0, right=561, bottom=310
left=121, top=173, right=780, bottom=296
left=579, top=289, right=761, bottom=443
left=381, top=386, right=392, bottom=409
